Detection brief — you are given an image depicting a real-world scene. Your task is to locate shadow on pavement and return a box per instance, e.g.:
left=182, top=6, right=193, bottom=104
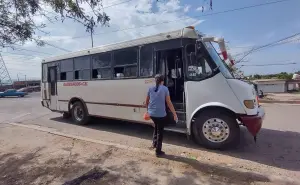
left=50, top=116, right=300, bottom=172
left=160, top=154, right=270, bottom=184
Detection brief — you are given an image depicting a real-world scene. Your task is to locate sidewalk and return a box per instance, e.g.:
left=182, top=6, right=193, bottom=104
left=0, top=123, right=297, bottom=185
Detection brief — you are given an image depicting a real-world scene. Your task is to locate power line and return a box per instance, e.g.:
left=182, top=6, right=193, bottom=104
left=4, top=59, right=41, bottom=64
left=235, top=32, right=300, bottom=63
left=6, top=62, right=40, bottom=67
left=240, top=62, right=297, bottom=67
left=43, top=42, right=71, bottom=52
left=9, top=48, right=52, bottom=55
left=103, top=0, right=134, bottom=8
left=1, top=54, right=36, bottom=59
left=237, top=59, right=294, bottom=64
left=53, top=0, right=292, bottom=42
left=0, top=51, right=43, bottom=57
left=46, top=0, right=134, bottom=21
left=248, top=33, right=300, bottom=52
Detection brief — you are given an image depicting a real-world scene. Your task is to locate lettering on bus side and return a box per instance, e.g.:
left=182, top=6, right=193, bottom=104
left=63, top=82, right=88, bottom=86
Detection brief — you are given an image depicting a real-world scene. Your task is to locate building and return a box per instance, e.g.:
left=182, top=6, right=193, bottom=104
left=13, top=80, right=40, bottom=89
left=253, top=79, right=300, bottom=93
left=0, top=80, right=40, bottom=91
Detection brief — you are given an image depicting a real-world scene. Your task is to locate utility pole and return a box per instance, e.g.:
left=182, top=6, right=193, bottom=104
left=25, top=75, right=27, bottom=87
left=91, top=31, right=94, bottom=48
left=90, top=18, right=94, bottom=48
left=0, top=53, right=12, bottom=86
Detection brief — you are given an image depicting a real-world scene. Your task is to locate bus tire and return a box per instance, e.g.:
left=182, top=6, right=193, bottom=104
left=192, top=109, right=240, bottom=150
left=62, top=112, right=71, bottom=119
left=71, top=101, right=89, bottom=125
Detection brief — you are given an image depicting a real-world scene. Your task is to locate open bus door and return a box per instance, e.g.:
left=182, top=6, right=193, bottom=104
left=48, top=66, right=58, bottom=110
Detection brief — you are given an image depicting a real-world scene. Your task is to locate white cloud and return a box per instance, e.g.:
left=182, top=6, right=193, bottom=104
left=157, top=0, right=181, bottom=12
left=2, top=0, right=205, bottom=80
left=183, top=5, right=191, bottom=13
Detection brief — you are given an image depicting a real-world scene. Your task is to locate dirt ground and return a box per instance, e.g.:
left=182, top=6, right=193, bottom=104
left=0, top=123, right=299, bottom=185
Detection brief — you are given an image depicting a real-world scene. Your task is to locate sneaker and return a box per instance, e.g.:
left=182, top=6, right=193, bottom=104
left=156, top=151, right=165, bottom=157
left=149, top=145, right=156, bottom=150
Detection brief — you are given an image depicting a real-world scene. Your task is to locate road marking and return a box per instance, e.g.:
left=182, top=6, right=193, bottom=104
left=11, top=113, right=31, bottom=120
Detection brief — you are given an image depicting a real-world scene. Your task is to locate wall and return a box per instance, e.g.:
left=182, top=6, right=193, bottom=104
left=257, top=83, right=286, bottom=93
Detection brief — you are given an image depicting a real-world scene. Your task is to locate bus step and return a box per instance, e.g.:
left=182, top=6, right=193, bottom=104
left=173, top=102, right=184, bottom=110
left=177, top=120, right=186, bottom=127
left=164, top=126, right=186, bottom=134
left=176, top=111, right=186, bottom=121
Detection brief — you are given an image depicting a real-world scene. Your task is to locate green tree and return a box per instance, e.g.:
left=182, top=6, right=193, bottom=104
left=0, top=0, right=109, bottom=47
left=253, top=74, right=261, bottom=79
left=276, top=72, right=293, bottom=80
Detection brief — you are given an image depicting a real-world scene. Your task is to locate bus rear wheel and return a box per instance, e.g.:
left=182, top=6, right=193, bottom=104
left=192, top=109, right=240, bottom=150
left=71, top=101, right=89, bottom=125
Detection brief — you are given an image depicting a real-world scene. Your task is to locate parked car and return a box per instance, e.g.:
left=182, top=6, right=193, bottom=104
left=17, top=86, right=40, bottom=93
left=17, top=87, right=33, bottom=93
left=0, top=89, right=28, bottom=97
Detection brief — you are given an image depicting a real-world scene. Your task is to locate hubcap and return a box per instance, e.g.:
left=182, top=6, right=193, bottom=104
left=74, top=106, right=84, bottom=121
left=202, top=118, right=230, bottom=143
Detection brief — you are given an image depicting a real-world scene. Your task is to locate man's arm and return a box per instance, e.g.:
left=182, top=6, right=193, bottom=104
left=166, top=96, right=176, bottom=117
left=145, top=95, right=150, bottom=111
left=165, top=87, right=177, bottom=121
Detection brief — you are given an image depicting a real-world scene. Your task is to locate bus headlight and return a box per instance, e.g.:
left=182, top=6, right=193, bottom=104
left=244, top=100, right=255, bottom=109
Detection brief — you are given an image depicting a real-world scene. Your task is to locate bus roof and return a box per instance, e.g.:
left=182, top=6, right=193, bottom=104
left=42, top=27, right=199, bottom=63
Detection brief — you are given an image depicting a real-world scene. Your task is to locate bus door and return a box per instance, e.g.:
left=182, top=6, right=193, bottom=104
left=48, top=66, right=58, bottom=110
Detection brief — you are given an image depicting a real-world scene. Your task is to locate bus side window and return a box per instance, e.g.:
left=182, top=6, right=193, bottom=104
left=60, top=59, right=73, bottom=81
left=140, top=45, right=153, bottom=77
left=91, top=53, right=112, bottom=79
left=113, top=48, right=138, bottom=78
left=74, top=56, right=91, bottom=80
left=42, top=64, right=47, bottom=82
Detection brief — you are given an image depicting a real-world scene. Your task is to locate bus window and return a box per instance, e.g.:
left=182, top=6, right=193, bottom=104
left=92, top=53, right=111, bottom=79
left=113, top=48, right=138, bottom=78
left=74, top=56, right=90, bottom=80
left=186, top=50, right=212, bottom=79
left=140, top=45, right=153, bottom=77
left=60, top=59, right=74, bottom=81
left=42, top=64, right=47, bottom=82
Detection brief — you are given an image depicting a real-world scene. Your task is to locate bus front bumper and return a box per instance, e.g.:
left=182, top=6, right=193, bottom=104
left=239, top=106, right=265, bottom=137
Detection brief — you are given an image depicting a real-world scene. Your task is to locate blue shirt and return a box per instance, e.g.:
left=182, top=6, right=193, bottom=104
left=147, top=85, right=170, bottom=118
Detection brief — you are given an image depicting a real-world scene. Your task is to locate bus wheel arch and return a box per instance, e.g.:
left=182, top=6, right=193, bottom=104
left=190, top=105, right=240, bottom=150
left=68, top=97, right=90, bottom=125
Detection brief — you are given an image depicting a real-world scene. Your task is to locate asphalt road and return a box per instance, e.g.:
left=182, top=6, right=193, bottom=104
left=1, top=92, right=300, bottom=180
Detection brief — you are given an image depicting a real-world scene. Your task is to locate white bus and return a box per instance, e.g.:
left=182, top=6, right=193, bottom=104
left=41, top=26, right=265, bottom=149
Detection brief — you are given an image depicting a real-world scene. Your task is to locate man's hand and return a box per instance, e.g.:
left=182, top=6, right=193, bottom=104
left=173, top=114, right=178, bottom=123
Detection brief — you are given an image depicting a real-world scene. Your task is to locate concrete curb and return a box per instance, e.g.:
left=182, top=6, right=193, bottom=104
left=8, top=122, right=153, bottom=155
left=259, top=99, right=300, bottom=104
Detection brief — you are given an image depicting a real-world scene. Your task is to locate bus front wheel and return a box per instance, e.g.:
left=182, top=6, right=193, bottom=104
left=71, top=101, right=89, bottom=125
left=192, top=109, right=240, bottom=150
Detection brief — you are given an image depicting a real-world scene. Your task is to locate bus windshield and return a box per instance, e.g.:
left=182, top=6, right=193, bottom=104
left=203, top=42, right=234, bottom=79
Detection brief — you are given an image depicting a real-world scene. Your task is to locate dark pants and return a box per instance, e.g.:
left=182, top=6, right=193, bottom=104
left=151, top=116, right=166, bottom=153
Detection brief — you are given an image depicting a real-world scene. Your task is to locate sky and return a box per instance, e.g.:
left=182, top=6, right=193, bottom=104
left=1, top=0, right=300, bottom=81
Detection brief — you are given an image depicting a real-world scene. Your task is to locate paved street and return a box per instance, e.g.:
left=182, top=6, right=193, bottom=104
left=1, top=93, right=300, bottom=184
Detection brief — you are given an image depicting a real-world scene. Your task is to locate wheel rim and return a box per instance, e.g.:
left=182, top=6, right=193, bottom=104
left=74, top=105, right=84, bottom=122
left=202, top=118, right=230, bottom=143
